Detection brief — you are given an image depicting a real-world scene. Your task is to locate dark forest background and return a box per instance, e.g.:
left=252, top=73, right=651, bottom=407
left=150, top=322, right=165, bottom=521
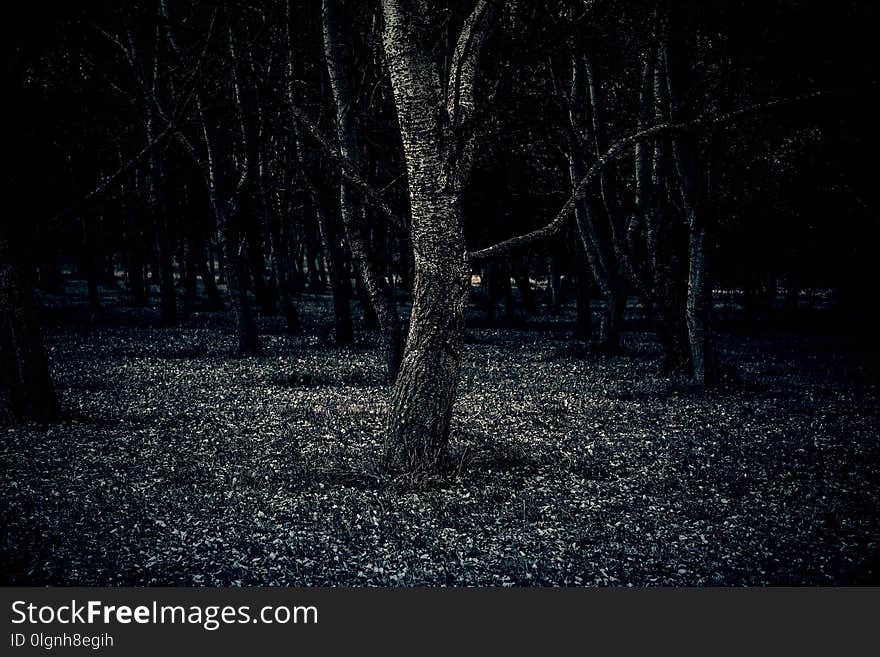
left=5, top=1, right=877, bottom=351
left=1, top=1, right=879, bottom=585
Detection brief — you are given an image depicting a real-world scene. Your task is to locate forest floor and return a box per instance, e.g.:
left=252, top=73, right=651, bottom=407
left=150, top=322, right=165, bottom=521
left=2, top=281, right=879, bottom=586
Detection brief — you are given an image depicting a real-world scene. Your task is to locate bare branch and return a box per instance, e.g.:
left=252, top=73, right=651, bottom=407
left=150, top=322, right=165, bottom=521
left=49, top=124, right=175, bottom=223
left=468, top=91, right=836, bottom=263
left=290, top=104, right=408, bottom=233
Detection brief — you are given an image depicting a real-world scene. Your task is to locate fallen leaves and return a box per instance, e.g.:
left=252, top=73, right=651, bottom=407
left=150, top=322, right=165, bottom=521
left=1, top=295, right=878, bottom=586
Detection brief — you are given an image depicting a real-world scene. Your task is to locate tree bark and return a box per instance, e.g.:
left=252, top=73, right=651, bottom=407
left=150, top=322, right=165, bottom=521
left=323, top=0, right=403, bottom=379
left=665, top=34, right=718, bottom=385
left=381, top=0, right=496, bottom=472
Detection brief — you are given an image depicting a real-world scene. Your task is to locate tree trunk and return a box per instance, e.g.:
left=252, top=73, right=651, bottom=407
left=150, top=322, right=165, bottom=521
left=381, top=0, right=492, bottom=472
left=194, top=234, right=225, bottom=311
left=484, top=263, right=497, bottom=322
left=665, top=35, right=718, bottom=385
left=313, top=201, right=354, bottom=345
left=598, top=287, right=627, bottom=352
left=306, top=241, right=325, bottom=293
left=686, top=221, right=715, bottom=385
left=323, top=0, right=403, bottom=379
left=574, top=248, right=593, bottom=341
left=512, top=259, right=536, bottom=315
left=155, top=219, right=178, bottom=327
left=267, top=208, right=299, bottom=332
left=182, top=236, right=198, bottom=317
left=219, top=223, right=261, bottom=355
left=356, top=273, right=381, bottom=331
left=125, top=216, right=147, bottom=306
left=565, top=50, right=629, bottom=352
left=246, top=224, right=275, bottom=316
left=384, top=183, right=469, bottom=472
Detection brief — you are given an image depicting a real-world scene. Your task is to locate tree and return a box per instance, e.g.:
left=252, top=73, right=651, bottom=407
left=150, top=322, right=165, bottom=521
left=322, top=0, right=403, bottom=379
left=381, top=0, right=502, bottom=472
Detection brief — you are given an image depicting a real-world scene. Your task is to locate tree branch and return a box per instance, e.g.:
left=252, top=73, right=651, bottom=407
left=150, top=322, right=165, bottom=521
left=290, top=104, right=408, bottom=233
left=49, top=125, right=175, bottom=223
left=468, top=90, right=836, bottom=263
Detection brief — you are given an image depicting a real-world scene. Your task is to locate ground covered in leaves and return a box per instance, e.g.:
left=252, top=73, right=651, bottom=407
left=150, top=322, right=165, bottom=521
left=2, top=284, right=879, bottom=586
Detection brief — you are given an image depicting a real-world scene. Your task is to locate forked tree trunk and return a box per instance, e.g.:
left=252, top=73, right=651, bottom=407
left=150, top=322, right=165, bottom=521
left=0, top=234, right=59, bottom=425
left=381, top=0, right=494, bottom=472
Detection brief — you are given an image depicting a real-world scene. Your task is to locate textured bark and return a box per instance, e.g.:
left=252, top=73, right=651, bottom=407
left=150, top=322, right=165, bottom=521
left=0, top=234, right=59, bottom=425
left=675, top=139, right=716, bottom=383
left=383, top=182, right=469, bottom=471
left=381, top=0, right=497, bottom=472
left=355, top=273, right=380, bottom=330
left=323, top=0, right=403, bottom=379
left=645, top=25, right=691, bottom=373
